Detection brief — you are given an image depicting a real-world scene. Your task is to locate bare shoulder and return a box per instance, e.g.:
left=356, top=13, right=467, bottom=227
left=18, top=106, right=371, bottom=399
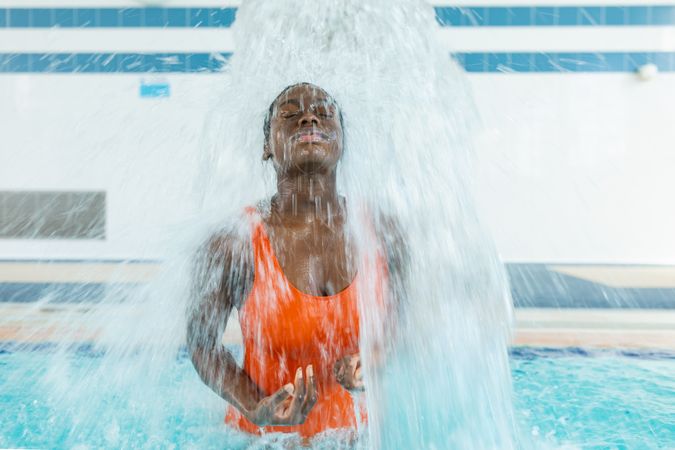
left=370, top=211, right=409, bottom=279
left=373, top=211, right=406, bottom=253
left=193, top=219, right=254, bottom=310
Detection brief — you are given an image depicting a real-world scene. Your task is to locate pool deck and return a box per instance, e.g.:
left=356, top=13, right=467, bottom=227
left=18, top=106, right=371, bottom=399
left=0, top=261, right=674, bottom=349
left=512, top=308, right=675, bottom=349
left=1, top=302, right=673, bottom=349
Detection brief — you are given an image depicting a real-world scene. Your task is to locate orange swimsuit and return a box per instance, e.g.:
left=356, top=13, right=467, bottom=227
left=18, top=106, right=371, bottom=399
left=225, top=209, right=387, bottom=438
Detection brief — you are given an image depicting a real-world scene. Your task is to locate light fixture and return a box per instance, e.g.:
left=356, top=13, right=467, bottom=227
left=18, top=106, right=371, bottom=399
left=637, top=63, right=658, bottom=81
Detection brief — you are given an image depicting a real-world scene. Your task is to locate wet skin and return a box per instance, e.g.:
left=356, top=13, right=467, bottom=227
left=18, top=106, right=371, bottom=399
left=263, top=84, right=354, bottom=299
left=187, top=84, right=394, bottom=428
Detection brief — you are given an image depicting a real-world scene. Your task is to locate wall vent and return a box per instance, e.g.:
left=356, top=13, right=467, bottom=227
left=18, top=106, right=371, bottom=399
left=0, top=191, right=105, bottom=239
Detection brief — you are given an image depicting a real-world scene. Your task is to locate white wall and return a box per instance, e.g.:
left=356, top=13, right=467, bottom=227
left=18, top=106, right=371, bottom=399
left=471, top=73, right=675, bottom=264
left=0, top=74, right=222, bottom=259
left=1, top=1, right=675, bottom=263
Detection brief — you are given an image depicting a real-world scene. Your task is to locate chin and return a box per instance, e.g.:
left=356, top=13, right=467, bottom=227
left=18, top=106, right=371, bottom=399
left=280, top=143, right=341, bottom=171
left=291, top=159, right=335, bottom=173
left=288, top=154, right=338, bottom=173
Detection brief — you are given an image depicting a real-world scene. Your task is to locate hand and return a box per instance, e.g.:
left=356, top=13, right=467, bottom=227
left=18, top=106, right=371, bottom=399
left=334, top=354, right=364, bottom=391
left=244, top=365, right=318, bottom=427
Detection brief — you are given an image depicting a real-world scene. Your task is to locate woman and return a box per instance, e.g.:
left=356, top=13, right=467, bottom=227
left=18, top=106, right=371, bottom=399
left=187, top=83, right=403, bottom=439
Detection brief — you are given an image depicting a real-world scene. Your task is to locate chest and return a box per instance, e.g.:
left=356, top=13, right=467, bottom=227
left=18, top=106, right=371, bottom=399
left=266, top=222, right=356, bottom=297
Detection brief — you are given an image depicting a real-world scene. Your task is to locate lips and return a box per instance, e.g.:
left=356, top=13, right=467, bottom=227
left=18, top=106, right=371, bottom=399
left=293, top=129, right=331, bottom=144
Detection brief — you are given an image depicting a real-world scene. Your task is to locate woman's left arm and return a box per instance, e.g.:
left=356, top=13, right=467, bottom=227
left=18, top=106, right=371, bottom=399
left=335, top=214, right=409, bottom=392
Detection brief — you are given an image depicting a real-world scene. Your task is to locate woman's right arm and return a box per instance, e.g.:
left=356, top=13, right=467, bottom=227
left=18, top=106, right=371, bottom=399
left=186, top=233, right=317, bottom=426
left=186, top=234, right=265, bottom=414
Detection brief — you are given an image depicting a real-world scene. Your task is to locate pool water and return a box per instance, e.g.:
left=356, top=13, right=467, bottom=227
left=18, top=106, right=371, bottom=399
left=510, top=348, right=674, bottom=449
left=1, top=346, right=673, bottom=449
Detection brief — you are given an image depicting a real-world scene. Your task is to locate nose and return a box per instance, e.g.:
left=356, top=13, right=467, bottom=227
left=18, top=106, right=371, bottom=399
left=298, top=111, right=319, bottom=127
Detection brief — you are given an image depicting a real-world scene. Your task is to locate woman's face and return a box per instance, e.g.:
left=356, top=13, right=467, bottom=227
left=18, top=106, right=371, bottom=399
left=266, top=84, right=343, bottom=175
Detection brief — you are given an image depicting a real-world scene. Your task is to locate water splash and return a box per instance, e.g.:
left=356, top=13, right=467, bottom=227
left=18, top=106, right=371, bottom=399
left=3, top=0, right=523, bottom=448
left=207, top=1, right=519, bottom=447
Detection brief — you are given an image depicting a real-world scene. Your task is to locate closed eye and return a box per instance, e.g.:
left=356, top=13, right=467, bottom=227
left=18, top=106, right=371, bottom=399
left=316, top=107, right=335, bottom=118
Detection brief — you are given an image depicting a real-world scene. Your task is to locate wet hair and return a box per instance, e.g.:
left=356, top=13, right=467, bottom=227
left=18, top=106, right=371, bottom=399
left=263, top=82, right=344, bottom=147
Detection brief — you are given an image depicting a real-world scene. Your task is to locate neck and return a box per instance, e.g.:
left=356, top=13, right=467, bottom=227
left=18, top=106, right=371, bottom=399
left=272, top=171, right=343, bottom=223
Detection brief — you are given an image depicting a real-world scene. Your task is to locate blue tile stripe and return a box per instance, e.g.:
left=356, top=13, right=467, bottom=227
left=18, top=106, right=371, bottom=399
left=0, top=6, right=674, bottom=28
left=0, top=7, right=237, bottom=28
left=0, top=282, right=106, bottom=303
left=434, top=5, right=675, bottom=26
left=0, top=52, right=672, bottom=73
left=0, top=53, right=232, bottom=73
left=457, top=52, right=675, bottom=72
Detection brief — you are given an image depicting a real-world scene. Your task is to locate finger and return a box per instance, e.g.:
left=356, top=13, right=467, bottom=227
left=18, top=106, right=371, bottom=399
left=352, top=354, right=367, bottom=389
left=295, top=366, right=306, bottom=399
left=269, top=383, right=294, bottom=407
left=288, top=367, right=306, bottom=419
left=353, top=365, right=362, bottom=383
left=302, top=365, right=318, bottom=414
left=334, top=359, right=346, bottom=383
left=350, top=355, right=360, bottom=376
left=352, top=366, right=365, bottom=390
left=334, top=357, right=345, bottom=376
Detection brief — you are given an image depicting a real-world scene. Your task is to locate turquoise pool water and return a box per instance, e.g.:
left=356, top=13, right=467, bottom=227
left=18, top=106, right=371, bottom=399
left=1, top=346, right=673, bottom=449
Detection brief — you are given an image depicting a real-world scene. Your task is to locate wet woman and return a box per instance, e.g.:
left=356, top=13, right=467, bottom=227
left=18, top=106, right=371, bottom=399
left=187, top=83, right=404, bottom=440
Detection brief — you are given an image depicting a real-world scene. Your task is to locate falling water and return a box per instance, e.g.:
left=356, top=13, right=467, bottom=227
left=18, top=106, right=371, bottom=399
left=203, top=1, right=520, bottom=447
left=4, top=0, right=523, bottom=448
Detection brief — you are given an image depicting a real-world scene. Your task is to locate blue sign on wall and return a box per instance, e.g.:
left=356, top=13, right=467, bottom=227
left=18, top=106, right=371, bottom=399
left=140, top=80, right=170, bottom=98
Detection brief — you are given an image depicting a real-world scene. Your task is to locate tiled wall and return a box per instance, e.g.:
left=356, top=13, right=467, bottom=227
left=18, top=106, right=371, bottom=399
left=0, top=53, right=231, bottom=73
left=435, top=5, right=675, bottom=27
left=459, top=51, right=675, bottom=72
left=2, top=51, right=673, bottom=73
left=0, top=7, right=236, bottom=28
left=3, top=3, right=675, bottom=262
left=1, top=6, right=674, bottom=28
left=1, top=5, right=674, bottom=73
